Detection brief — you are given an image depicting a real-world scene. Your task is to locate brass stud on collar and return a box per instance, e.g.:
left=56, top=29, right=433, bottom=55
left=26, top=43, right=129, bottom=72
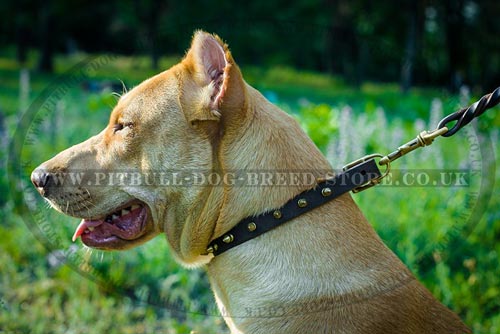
left=322, top=187, right=332, bottom=197
left=247, top=222, right=257, bottom=231
left=273, top=210, right=282, bottom=219
left=206, top=244, right=218, bottom=253
left=223, top=234, right=234, bottom=243
left=297, top=198, right=307, bottom=208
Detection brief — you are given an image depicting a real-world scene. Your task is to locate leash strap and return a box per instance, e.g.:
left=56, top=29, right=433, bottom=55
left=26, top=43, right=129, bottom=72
left=207, top=158, right=382, bottom=256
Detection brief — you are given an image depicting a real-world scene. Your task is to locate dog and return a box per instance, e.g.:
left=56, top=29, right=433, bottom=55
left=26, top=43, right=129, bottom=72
left=31, top=31, right=471, bottom=334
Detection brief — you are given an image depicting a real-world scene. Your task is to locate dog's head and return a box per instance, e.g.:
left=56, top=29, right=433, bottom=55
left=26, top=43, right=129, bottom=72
left=31, top=31, right=248, bottom=264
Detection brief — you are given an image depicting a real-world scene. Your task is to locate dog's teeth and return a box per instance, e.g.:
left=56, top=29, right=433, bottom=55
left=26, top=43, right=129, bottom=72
left=88, top=226, right=95, bottom=231
left=112, top=214, right=119, bottom=220
left=121, top=209, right=130, bottom=216
left=131, top=204, right=140, bottom=210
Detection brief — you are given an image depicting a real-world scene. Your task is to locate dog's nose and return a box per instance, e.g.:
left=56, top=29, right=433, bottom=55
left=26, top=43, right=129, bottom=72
left=31, top=167, right=52, bottom=195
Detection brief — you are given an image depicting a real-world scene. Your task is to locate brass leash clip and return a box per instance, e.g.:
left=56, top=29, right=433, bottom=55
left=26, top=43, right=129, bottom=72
left=379, top=127, right=449, bottom=166
left=342, top=127, right=448, bottom=193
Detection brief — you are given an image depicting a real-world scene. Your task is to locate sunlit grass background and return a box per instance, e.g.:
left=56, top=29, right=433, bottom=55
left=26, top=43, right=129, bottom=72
left=1, top=51, right=499, bottom=333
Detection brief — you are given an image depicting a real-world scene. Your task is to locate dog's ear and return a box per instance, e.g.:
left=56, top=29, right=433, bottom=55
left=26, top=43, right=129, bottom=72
left=181, top=31, right=246, bottom=127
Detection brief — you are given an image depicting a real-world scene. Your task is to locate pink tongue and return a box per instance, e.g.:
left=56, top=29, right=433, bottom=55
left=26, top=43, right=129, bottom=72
left=72, top=219, right=104, bottom=242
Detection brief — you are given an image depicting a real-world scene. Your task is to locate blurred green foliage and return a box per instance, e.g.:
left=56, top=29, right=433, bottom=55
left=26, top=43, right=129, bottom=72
left=1, top=53, right=499, bottom=333
left=2, top=0, right=499, bottom=90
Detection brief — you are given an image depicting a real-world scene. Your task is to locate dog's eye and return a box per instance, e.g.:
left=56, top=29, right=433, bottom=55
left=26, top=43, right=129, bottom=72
left=113, top=122, right=133, bottom=133
left=113, top=123, right=124, bottom=133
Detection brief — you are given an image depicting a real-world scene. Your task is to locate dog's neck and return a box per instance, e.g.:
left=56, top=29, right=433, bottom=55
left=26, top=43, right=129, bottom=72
left=212, top=84, right=333, bottom=238
left=205, top=84, right=413, bottom=331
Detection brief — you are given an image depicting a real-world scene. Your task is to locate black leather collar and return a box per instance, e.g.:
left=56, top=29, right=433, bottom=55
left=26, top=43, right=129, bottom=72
left=206, top=158, right=382, bottom=256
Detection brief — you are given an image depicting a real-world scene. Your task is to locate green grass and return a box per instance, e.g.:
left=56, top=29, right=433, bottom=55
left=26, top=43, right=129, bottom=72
left=1, top=52, right=499, bottom=333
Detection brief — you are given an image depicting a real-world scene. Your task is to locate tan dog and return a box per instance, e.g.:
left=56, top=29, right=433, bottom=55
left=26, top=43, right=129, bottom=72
left=32, top=31, right=470, bottom=333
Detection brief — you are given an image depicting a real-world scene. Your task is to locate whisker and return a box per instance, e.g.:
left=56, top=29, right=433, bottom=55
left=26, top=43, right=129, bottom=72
left=120, top=79, right=128, bottom=94
left=79, top=196, right=93, bottom=219
left=84, top=188, right=93, bottom=202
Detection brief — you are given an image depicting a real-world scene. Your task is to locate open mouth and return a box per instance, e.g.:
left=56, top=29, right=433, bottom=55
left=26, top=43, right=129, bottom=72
left=72, top=200, right=150, bottom=249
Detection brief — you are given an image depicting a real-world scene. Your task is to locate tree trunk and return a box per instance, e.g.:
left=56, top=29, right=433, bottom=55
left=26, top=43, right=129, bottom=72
left=38, top=1, right=54, bottom=73
left=444, top=0, right=465, bottom=92
left=323, top=0, right=335, bottom=75
left=401, top=0, right=424, bottom=92
left=148, top=0, right=160, bottom=70
left=16, top=25, right=28, bottom=65
left=323, top=0, right=357, bottom=84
